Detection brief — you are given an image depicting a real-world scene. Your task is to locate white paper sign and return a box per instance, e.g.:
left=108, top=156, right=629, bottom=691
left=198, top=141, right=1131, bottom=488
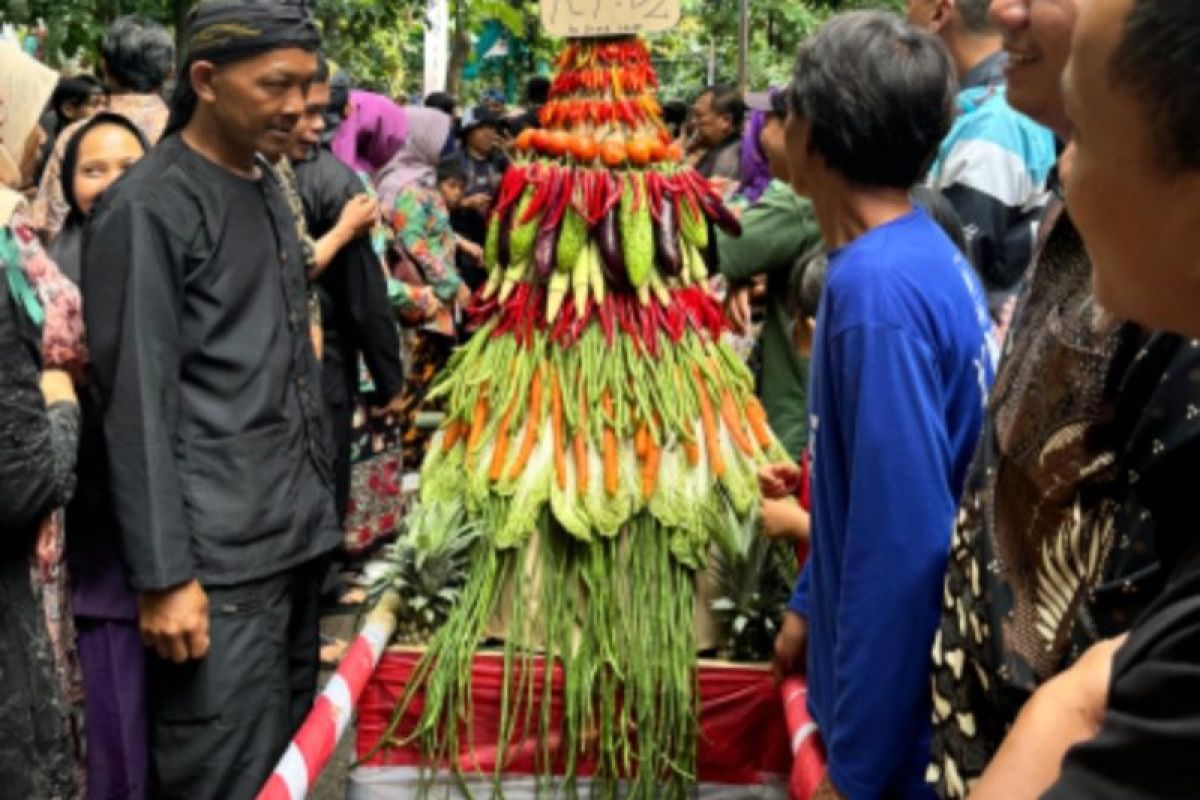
left=423, top=0, right=450, bottom=96
left=540, top=0, right=682, bottom=38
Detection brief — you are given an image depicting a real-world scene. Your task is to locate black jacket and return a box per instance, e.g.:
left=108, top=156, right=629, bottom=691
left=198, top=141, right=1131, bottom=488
left=293, top=148, right=403, bottom=408
left=82, top=136, right=340, bottom=592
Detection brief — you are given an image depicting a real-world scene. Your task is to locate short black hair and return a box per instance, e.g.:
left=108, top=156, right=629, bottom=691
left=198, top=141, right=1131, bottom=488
left=51, top=74, right=105, bottom=126
left=788, top=249, right=828, bottom=322
left=100, top=15, right=175, bottom=93
left=699, top=84, right=746, bottom=130
left=788, top=11, right=956, bottom=190
left=1111, top=0, right=1200, bottom=172
left=436, top=155, right=467, bottom=185
left=424, top=91, right=457, bottom=117
left=525, top=75, right=551, bottom=105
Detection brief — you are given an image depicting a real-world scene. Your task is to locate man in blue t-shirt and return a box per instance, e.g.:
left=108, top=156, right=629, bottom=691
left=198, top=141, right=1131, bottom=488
left=769, top=12, right=995, bottom=799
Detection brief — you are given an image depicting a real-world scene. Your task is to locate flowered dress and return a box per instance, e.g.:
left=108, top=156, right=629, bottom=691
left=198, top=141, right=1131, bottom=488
left=387, top=185, right=464, bottom=468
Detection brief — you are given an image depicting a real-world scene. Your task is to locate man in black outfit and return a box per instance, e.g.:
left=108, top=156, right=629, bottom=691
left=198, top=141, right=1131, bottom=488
left=82, top=3, right=338, bottom=797
left=292, top=57, right=404, bottom=522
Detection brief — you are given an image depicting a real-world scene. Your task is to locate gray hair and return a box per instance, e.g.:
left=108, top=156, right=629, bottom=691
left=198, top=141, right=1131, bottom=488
left=1111, top=0, right=1200, bottom=172
left=101, top=16, right=175, bottom=93
left=788, top=10, right=956, bottom=190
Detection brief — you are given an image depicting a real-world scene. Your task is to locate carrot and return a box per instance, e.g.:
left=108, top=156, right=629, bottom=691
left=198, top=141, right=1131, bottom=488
left=550, top=368, right=567, bottom=490
left=488, top=399, right=517, bottom=481
left=507, top=366, right=544, bottom=481
left=442, top=420, right=466, bottom=452
left=642, top=438, right=661, bottom=499
left=683, top=439, right=701, bottom=466
left=692, top=367, right=725, bottom=478
left=574, top=387, right=589, bottom=493
left=602, top=391, right=618, bottom=496
left=634, top=422, right=649, bottom=461
left=745, top=398, right=773, bottom=449
left=721, top=391, right=755, bottom=457
left=465, top=389, right=490, bottom=470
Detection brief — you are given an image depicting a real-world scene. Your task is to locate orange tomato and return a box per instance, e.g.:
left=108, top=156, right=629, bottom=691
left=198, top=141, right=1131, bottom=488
left=626, top=137, right=653, bottom=166
left=530, top=129, right=550, bottom=153
left=665, top=142, right=684, bottom=162
left=545, top=130, right=572, bottom=157
left=515, top=128, right=537, bottom=152
left=599, top=139, right=627, bottom=167
left=570, top=135, right=598, bottom=163
left=648, top=138, right=667, bottom=162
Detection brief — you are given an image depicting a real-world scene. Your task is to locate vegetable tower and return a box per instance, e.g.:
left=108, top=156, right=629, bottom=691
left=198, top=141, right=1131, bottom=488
left=378, top=36, right=788, bottom=798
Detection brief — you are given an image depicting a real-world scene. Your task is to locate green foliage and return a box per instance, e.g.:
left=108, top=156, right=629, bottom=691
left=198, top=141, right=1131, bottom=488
left=5, top=0, right=903, bottom=101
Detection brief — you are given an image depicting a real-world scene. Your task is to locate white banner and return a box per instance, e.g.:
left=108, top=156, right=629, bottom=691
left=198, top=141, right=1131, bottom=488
left=423, top=0, right=450, bottom=97
left=540, top=0, right=682, bottom=38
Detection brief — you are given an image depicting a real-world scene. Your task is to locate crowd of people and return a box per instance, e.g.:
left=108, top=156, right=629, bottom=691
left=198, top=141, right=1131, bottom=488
left=0, top=0, right=1198, bottom=798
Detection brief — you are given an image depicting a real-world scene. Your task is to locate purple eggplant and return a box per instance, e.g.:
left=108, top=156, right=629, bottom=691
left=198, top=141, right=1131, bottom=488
left=654, top=188, right=682, bottom=277
left=597, top=206, right=633, bottom=292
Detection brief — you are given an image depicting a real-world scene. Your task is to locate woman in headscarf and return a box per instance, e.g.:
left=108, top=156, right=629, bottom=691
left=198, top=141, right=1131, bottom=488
left=331, top=89, right=408, bottom=177
left=50, top=113, right=149, bottom=283
left=0, top=40, right=86, bottom=799
left=377, top=106, right=467, bottom=467
left=51, top=112, right=151, bottom=800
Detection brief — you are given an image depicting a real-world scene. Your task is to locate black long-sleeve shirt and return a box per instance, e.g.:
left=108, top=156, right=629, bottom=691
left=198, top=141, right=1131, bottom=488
left=293, top=149, right=403, bottom=407
left=82, top=136, right=339, bottom=592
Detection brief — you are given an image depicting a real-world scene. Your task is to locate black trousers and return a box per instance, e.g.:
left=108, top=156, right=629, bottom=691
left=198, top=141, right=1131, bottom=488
left=147, top=560, right=323, bottom=800
left=328, top=398, right=354, bottom=523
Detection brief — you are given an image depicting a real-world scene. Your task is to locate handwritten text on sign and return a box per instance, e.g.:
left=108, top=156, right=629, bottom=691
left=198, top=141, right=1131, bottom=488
left=540, top=0, right=681, bottom=38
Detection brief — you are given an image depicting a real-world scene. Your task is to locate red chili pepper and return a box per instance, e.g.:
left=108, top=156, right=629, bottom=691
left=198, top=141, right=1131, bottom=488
left=521, top=166, right=559, bottom=225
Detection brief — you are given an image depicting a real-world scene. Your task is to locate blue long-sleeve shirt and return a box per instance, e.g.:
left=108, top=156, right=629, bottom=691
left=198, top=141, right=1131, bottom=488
left=789, top=208, right=994, bottom=798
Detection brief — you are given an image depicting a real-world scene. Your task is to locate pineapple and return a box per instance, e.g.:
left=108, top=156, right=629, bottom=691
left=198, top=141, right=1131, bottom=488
left=710, top=521, right=798, bottom=662
left=376, top=501, right=481, bottom=645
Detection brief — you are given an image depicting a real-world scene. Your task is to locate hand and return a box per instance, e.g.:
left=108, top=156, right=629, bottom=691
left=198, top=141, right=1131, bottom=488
left=761, top=497, right=810, bottom=543
left=36, top=516, right=60, bottom=580
left=337, top=194, right=379, bottom=240
left=461, top=193, right=491, bottom=213
left=40, top=369, right=76, bottom=406
left=772, top=610, right=808, bottom=680
left=759, top=462, right=803, bottom=500
left=458, top=238, right=484, bottom=263
left=138, top=580, right=211, bottom=664
left=813, top=774, right=845, bottom=800
left=708, top=176, right=736, bottom=198
left=725, top=286, right=753, bottom=335
left=370, top=390, right=406, bottom=421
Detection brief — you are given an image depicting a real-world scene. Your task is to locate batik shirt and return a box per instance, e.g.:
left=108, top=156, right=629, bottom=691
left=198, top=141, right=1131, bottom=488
left=388, top=185, right=462, bottom=338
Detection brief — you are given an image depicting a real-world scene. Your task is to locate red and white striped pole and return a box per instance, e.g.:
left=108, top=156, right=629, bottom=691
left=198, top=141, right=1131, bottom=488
left=257, top=591, right=400, bottom=800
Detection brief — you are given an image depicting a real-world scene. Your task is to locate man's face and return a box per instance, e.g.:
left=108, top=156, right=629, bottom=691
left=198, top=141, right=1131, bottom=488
left=759, top=115, right=790, bottom=183
left=288, top=78, right=330, bottom=162
left=467, top=125, right=498, bottom=156
left=692, top=93, right=730, bottom=147
left=199, top=47, right=317, bottom=161
left=1063, top=0, right=1200, bottom=336
left=990, top=0, right=1079, bottom=137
